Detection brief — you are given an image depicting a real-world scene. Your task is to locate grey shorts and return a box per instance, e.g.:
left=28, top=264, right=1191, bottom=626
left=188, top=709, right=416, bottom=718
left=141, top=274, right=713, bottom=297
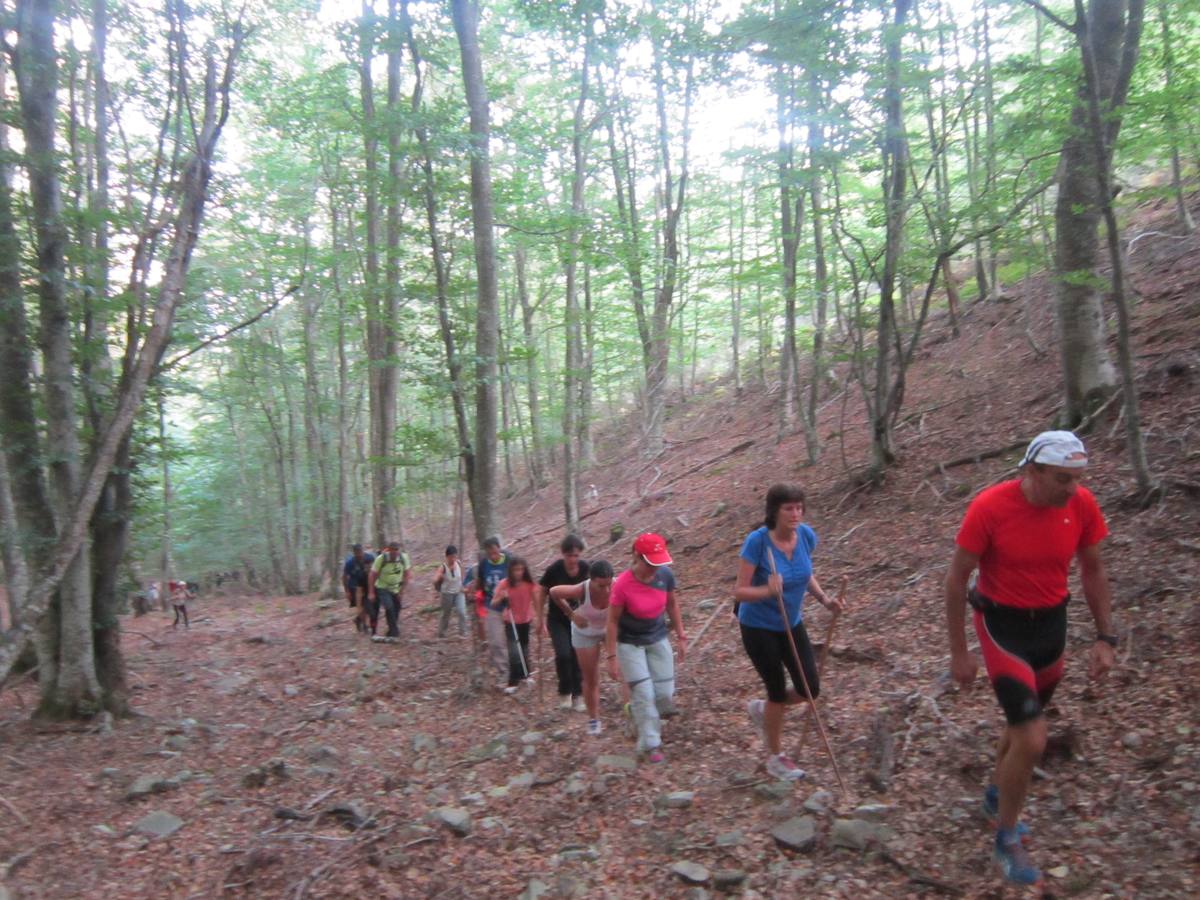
left=571, top=628, right=604, bottom=650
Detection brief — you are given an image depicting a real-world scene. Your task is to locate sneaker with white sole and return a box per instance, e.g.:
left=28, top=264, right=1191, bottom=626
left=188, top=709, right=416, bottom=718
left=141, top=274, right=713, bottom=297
left=587, top=719, right=602, bottom=736
left=747, top=699, right=767, bottom=745
left=765, top=753, right=805, bottom=781
left=572, top=696, right=587, bottom=713
left=559, top=695, right=573, bottom=710
left=982, top=784, right=1031, bottom=840
left=994, top=830, right=1041, bottom=885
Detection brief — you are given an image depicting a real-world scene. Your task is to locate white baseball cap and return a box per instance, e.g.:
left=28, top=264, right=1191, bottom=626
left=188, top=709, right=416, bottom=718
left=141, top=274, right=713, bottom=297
left=1020, top=430, right=1088, bottom=468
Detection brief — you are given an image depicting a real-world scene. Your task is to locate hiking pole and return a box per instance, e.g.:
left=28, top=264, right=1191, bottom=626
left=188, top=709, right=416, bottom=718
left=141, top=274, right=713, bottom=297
left=798, top=575, right=847, bottom=751
left=765, top=550, right=848, bottom=798
left=509, top=616, right=530, bottom=681
left=536, top=616, right=545, bottom=706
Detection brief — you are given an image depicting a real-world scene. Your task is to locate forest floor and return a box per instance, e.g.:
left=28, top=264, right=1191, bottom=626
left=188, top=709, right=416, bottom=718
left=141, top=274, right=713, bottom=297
left=3, top=197, right=1200, bottom=899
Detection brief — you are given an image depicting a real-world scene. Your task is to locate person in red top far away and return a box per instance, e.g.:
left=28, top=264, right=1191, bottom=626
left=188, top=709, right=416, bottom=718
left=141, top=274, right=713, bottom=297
left=945, top=430, right=1117, bottom=887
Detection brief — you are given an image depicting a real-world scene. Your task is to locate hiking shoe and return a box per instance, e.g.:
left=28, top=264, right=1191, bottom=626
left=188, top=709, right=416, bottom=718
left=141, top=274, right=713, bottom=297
left=994, top=831, right=1041, bottom=885
left=982, top=785, right=1031, bottom=839
left=572, top=696, right=587, bottom=713
left=658, top=698, right=679, bottom=719
left=644, top=748, right=665, bottom=764
left=559, top=695, right=574, bottom=710
left=587, top=719, right=603, bottom=736
left=765, top=753, right=806, bottom=781
left=747, top=699, right=767, bottom=745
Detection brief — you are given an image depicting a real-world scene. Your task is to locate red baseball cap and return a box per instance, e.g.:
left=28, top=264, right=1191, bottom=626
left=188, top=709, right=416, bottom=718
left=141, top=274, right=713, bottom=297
left=633, top=532, right=672, bottom=566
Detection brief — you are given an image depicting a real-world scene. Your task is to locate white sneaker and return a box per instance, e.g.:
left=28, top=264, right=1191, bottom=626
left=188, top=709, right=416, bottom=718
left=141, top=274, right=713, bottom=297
left=572, top=696, right=587, bottom=713
left=587, top=719, right=602, bottom=735
left=559, top=695, right=573, bottom=710
left=503, top=685, right=519, bottom=695
left=747, top=699, right=767, bottom=744
left=765, top=753, right=805, bottom=781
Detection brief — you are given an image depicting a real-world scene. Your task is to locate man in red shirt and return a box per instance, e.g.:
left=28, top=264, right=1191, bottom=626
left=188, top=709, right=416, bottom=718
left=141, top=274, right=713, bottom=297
left=945, top=431, right=1117, bottom=885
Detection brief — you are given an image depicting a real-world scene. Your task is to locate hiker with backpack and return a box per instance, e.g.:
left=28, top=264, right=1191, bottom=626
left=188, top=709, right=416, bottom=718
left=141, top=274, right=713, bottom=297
left=368, top=541, right=411, bottom=641
left=549, top=559, right=615, bottom=735
left=343, top=543, right=375, bottom=634
left=537, top=534, right=590, bottom=711
left=735, top=484, right=842, bottom=782
left=432, top=545, right=467, bottom=639
left=492, top=556, right=537, bottom=694
left=473, top=537, right=511, bottom=683
left=945, top=431, right=1115, bottom=886
left=605, top=533, right=686, bottom=763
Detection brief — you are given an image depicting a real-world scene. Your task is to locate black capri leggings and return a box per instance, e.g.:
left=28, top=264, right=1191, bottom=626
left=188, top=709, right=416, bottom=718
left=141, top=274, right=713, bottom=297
left=740, top=621, right=820, bottom=704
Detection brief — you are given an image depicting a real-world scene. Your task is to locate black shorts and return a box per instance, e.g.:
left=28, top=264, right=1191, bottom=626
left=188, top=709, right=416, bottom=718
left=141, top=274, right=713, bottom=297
left=973, top=601, right=1067, bottom=726
left=740, top=621, right=820, bottom=704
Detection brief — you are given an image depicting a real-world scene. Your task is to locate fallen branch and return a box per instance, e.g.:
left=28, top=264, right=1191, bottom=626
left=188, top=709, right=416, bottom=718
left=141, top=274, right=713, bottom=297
left=124, top=630, right=164, bottom=647
left=0, top=794, right=29, bottom=825
left=929, top=439, right=1025, bottom=475
left=660, top=440, right=755, bottom=490
left=876, top=849, right=964, bottom=896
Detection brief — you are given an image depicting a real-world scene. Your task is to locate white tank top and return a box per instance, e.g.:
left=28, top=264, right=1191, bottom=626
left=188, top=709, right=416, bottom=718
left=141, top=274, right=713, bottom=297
left=572, top=579, right=609, bottom=637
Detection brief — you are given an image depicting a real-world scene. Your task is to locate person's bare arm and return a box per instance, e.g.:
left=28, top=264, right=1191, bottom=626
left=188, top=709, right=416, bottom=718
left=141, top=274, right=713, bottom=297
left=734, top=558, right=780, bottom=602
left=666, top=589, right=686, bottom=661
left=945, top=546, right=980, bottom=685
left=605, top=601, right=621, bottom=682
left=1078, top=542, right=1116, bottom=679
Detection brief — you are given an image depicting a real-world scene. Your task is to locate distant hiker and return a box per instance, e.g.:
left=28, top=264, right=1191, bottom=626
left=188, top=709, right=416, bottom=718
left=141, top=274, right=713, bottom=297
left=537, top=534, right=590, bottom=711
left=605, top=533, right=686, bottom=763
left=432, top=545, right=467, bottom=639
left=169, top=580, right=193, bottom=629
left=473, top=537, right=510, bottom=682
left=494, top=556, right=536, bottom=693
left=343, top=543, right=375, bottom=634
left=946, top=431, right=1115, bottom=886
left=368, top=541, right=411, bottom=641
left=550, top=559, right=614, bottom=734
left=736, top=484, right=842, bottom=782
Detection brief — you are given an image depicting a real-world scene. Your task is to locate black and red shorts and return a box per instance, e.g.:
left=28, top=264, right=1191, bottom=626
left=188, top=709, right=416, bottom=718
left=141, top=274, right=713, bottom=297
left=971, top=591, right=1067, bottom=726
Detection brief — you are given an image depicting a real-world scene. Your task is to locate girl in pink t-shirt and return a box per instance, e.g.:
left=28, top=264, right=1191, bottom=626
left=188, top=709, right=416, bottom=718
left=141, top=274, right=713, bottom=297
left=494, top=557, right=536, bottom=693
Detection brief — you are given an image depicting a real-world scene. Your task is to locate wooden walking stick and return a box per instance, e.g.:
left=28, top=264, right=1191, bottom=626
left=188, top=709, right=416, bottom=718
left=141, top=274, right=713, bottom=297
left=798, top=575, right=847, bottom=751
left=684, top=599, right=729, bottom=661
left=766, top=550, right=848, bottom=798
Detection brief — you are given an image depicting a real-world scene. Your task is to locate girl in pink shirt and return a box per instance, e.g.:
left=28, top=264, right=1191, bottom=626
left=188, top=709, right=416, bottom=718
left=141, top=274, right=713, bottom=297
left=494, top=557, right=536, bottom=693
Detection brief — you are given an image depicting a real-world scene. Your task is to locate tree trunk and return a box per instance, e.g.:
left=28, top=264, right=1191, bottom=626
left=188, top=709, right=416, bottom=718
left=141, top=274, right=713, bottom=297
left=805, top=70, right=828, bottom=465
left=1157, top=0, right=1194, bottom=233
left=514, top=247, right=545, bottom=488
left=451, top=0, right=500, bottom=543
left=1054, top=0, right=1139, bottom=425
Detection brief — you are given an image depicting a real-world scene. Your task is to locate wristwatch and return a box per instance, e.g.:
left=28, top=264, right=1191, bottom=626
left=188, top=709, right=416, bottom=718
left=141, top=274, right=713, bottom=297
left=1095, top=633, right=1118, bottom=647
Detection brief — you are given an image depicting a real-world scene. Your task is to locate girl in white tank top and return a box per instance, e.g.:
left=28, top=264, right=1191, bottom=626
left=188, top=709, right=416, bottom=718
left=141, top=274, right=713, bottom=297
left=549, top=560, right=614, bottom=734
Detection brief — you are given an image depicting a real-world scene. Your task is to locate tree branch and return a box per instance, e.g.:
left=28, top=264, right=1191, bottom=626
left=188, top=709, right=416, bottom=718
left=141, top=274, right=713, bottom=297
left=157, top=285, right=296, bottom=373
left=1021, top=0, right=1077, bottom=33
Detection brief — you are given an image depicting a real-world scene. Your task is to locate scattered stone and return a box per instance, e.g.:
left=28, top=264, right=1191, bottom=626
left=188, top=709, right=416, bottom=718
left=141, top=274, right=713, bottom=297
left=596, top=754, right=638, bottom=772
left=126, top=774, right=174, bottom=801
left=478, top=816, right=504, bottom=831
left=304, top=744, right=340, bottom=764
left=521, top=879, right=551, bottom=900
left=488, top=786, right=511, bottom=799
left=727, top=772, right=760, bottom=788
left=755, top=782, right=793, bottom=802
left=99, top=767, right=123, bottom=781
left=274, top=807, right=312, bottom=821
left=685, top=889, right=710, bottom=900
left=509, top=772, right=536, bottom=789
left=770, top=816, right=817, bottom=852
left=804, top=790, right=833, bottom=814
left=133, top=810, right=184, bottom=838
left=1122, top=732, right=1144, bottom=750
left=436, top=806, right=471, bottom=836
left=713, top=501, right=728, bottom=517
left=671, top=861, right=710, bottom=884
left=564, top=778, right=587, bottom=796
left=324, top=707, right=355, bottom=722
left=521, top=731, right=545, bottom=745
left=1048, top=865, right=1070, bottom=879
left=852, top=803, right=893, bottom=822
left=831, top=818, right=895, bottom=851
left=558, top=844, right=600, bottom=861
left=697, top=599, right=718, bottom=611
left=655, top=791, right=696, bottom=810
left=715, top=829, right=744, bottom=847
left=372, top=713, right=399, bottom=728
left=713, top=870, right=747, bottom=891
left=412, top=733, right=438, bottom=754
left=470, top=736, right=509, bottom=761
left=324, top=801, right=370, bottom=831
left=283, top=684, right=300, bottom=697
left=461, top=792, right=485, bottom=806
left=165, top=735, right=190, bottom=752
left=317, top=615, right=339, bottom=629
left=315, top=600, right=335, bottom=609
left=93, top=824, right=116, bottom=837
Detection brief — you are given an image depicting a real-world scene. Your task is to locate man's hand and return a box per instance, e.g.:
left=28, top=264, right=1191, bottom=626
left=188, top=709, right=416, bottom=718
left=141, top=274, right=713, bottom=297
left=950, top=650, right=979, bottom=686
left=607, top=656, right=621, bottom=682
left=1089, top=640, right=1115, bottom=680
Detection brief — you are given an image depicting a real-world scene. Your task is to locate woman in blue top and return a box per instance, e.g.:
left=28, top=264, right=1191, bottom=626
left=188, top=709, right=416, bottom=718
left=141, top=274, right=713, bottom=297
left=735, top=484, right=843, bottom=781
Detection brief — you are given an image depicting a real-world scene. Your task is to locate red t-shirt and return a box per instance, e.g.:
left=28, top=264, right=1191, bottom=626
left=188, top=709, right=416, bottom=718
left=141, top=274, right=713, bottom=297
left=956, top=479, right=1108, bottom=609
left=498, top=579, right=535, bottom=625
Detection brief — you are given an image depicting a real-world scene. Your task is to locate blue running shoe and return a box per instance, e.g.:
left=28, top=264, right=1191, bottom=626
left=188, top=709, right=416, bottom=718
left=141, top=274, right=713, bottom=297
left=982, top=784, right=1030, bottom=839
left=994, top=829, right=1041, bottom=885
